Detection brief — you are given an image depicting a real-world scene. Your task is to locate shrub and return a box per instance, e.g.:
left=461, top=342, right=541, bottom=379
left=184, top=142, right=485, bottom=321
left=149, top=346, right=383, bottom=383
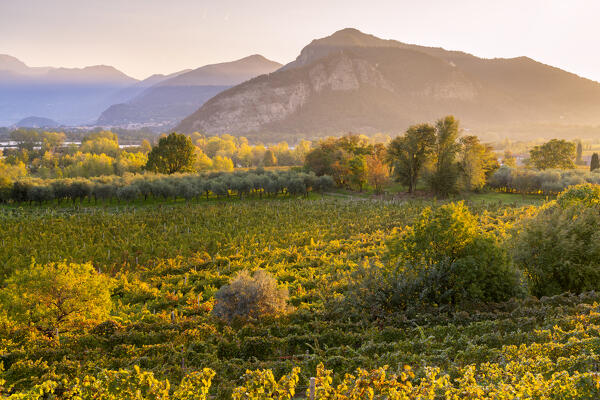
left=384, top=202, right=523, bottom=307
left=0, top=261, right=112, bottom=335
left=513, top=184, right=600, bottom=297
left=213, top=270, right=289, bottom=322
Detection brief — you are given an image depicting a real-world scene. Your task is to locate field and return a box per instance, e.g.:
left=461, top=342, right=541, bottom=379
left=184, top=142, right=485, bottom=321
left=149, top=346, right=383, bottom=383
left=2, top=194, right=600, bottom=398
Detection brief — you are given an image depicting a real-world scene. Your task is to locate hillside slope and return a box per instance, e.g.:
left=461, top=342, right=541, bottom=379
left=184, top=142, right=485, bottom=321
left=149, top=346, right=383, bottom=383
left=176, top=28, right=600, bottom=137
left=96, top=55, right=282, bottom=128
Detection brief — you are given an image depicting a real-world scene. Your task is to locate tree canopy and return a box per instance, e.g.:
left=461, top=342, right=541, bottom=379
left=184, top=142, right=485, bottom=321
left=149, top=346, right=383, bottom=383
left=0, top=261, right=112, bottom=335
left=386, top=123, right=436, bottom=193
left=591, top=153, right=599, bottom=172
left=145, top=133, right=196, bottom=174
left=428, top=116, right=462, bottom=196
left=529, top=139, right=576, bottom=170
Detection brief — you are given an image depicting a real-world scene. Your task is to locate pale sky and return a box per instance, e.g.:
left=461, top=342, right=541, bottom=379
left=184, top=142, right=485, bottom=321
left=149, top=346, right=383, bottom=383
left=1, top=0, right=599, bottom=81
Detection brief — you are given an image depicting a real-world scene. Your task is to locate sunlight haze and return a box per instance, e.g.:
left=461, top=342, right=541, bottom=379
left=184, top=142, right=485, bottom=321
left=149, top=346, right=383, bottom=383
left=1, top=0, right=599, bottom=81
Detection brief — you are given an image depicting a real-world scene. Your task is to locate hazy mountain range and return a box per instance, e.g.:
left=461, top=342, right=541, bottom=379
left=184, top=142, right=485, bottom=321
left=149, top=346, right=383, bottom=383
left=0, top=54, right=280, bottom=128
left=5, top=28, right=600, bottom=140
left=0, top=54, right=138, bottom=126
left=96, top=55, right=282, bottom=128
left=176, top=28, right=600, bottom=138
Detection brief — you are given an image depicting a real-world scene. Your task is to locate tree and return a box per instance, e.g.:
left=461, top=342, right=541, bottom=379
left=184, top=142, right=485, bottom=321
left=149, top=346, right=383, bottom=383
left=591, top=153, right=599, bottom=172
left=0, top=261, right=112, bottom=336
left=304, top=135, right=372, bottom=188
left=80, top=137, right=120, bottom=157
left=304, top=147, right=334, bottom=176
left=386, top=124, right=436, bottom=193
left=263, top=149, right=277, bottom=166
left=140, top=139, right=152, bottom=154
left=502, top=150, right=517, bottom=168
left=459, top=136, right=499, bottom=191
left=348, top=155, right=368, bottom=191
left=213, top=270, right=289, bottom=322
left=212, top=155, right=234, bottom=171
left=145, top=133, right=196, bottom=174
left=10, top=129, right=39, bottom=151
left=529, top=139, right=576, bottom=170
left=40, top=131, right=66, bottom=153
left=366, top=151, right=390, bottom=194
left=428, top=116, right=461, bottom=196
left=576, top=140, right=584, bottom=165
left=194, top=148, right=213, bottom=171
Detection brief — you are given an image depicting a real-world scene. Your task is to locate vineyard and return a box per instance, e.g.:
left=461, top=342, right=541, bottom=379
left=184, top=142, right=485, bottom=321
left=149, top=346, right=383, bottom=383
left=1, top=195, right=600, bottom=398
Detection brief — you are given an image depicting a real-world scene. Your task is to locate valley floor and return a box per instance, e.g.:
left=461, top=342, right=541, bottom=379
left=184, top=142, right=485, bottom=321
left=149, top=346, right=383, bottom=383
left=0, top=194, right=598, bottom=398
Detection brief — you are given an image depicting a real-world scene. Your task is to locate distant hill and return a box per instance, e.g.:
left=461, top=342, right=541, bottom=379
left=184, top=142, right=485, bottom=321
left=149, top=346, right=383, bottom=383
left=96, top=55, right=282, bottom=128
left=0, top=55, right=138, bottom=126
left=176, top=28, right=600, bottom=139
left=15, top=116, right=60, bottom=128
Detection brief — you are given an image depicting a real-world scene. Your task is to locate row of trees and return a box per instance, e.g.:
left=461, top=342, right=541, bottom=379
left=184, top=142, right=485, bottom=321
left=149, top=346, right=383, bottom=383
left=3, top=170, right=334, bottom=204
left=2, top=130, right=313, bottom=181
left=386, top=116, right=498, bottom=195
left=488, top=166, right=600, bottom=194
left=304, top=116, right=499, bottom=196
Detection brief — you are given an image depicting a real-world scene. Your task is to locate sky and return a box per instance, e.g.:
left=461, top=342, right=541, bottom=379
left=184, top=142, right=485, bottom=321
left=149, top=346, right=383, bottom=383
left=1, top=0, right=599, bottom=81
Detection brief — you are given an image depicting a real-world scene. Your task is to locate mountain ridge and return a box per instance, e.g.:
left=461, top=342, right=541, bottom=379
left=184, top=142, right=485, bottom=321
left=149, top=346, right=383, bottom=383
left=96, top=55, right=282, bottom=128
left=175, top=28, right=600, bottom=137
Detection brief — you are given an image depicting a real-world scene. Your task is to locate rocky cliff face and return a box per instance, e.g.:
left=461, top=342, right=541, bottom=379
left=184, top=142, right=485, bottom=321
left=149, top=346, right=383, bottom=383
left=175, top=28, right=600, bottom=137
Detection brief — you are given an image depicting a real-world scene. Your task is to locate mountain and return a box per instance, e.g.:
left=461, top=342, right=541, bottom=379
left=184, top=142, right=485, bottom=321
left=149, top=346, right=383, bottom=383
left=0, top=54, right=31, bottom=74
left=101, top=69, right=193, bottom=111
left=15, top=116, right=60, bottom=128
left=0, top=55, right=138, bottom=126
left=175, top=28, right=600, bottom=139
left=96, top=55, right=282, bottom=128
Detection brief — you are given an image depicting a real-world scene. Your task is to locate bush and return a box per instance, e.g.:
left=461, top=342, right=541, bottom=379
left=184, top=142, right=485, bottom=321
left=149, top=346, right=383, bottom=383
left=383, top=202, right=523, bottom=307
left=0, top=261, right=112, bottom=335
left=213, top=270, right=289, bottom=322
left=513, top=184, right=600, bottom=297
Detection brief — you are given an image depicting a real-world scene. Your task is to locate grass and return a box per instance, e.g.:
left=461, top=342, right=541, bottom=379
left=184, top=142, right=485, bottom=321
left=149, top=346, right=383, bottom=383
left=460, top=191, right=549, bottom=206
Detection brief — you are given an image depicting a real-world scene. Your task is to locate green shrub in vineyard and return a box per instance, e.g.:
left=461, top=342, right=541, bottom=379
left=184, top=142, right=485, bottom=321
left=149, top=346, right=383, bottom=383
left=514, top=183, right=600, bottom=296
left=385, top=202, right=523, bottom=306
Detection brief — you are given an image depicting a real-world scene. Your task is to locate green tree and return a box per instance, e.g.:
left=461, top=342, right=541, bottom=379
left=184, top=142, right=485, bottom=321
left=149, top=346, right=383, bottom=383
left=514, top=184, right=600, bottom=297
left=590, top=153, right=599, bottom=172
left=263, top=149, right=277, bottom=167
left=304, top=135, right=372, bottom=188
left=428, top=116, right=461, bottom=196
left=386, top=123, right=436, bottom=193
left=348, top=155, right=368, bottom=191
left=145, top=133, right=196, bottom=174
left=576, top=140, right=584, bottom=165
left=459, top=136, right=499, bottom=191
left=0, top=261, right=112, bottom=336
left=10, top=129, right=39, bottom=151
left=529, top=139, right=576, bottom=170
